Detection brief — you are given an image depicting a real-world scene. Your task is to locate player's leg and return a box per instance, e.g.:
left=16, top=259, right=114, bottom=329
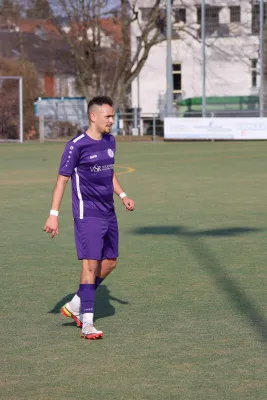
left=94, top=215, right=119, bottom=288
left=95, top=258, right=117, bottom=289
left=74, top=214, right=119, bottom=291
left=62, top=259, right=116, bottom=328
left=64, top=257, right=117, bottom=323
left=61, top=217, right=106, bottom=338
left=79, top=259, right=103, bottom=339
left=61, top=218, right=88, bottom=326
left=81, top=216, right=118, bottom=339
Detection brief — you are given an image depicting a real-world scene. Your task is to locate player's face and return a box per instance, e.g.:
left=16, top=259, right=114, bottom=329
left=95, top=104, right=115, bottom=134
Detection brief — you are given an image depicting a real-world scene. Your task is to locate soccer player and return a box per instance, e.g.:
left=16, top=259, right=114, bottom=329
left=43, top=96, right=135, bottom=340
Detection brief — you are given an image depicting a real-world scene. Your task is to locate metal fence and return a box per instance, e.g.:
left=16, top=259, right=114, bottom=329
left=38, top=114, right=164, bottom=142
left=37, top=107, right=267, bottom=143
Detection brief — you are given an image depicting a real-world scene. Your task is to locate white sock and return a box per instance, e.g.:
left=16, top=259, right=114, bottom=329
left=68, top=294, right=81, bottom=314
left=82, top=312, right=94, bottom=325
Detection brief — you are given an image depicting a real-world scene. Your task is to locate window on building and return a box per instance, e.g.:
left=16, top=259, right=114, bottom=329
left=251, top=59, right=258, bottom=88
left=230, top=6, right=241, bottom=22
left=197, top=6, right=221, bottom=37
left=174, top=8, right=186, bottom=23
left=252, top=4, right=259, bottom=34
left=172, top=63, right=182, bottom=94
left=156, top=8, right=166, bottom=34
left=206, top=6, right=220, bottom=36
left=140, top=7, right=153, bottom=22
left=197, top=7, right=201, bottom=25
left=55, top=76, right=69, bottom=97
left=252, top=4, right=267, bottom=35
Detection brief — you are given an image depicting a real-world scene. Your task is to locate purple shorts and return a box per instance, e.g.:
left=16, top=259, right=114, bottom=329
left=74, top=215, right=119, bottom=260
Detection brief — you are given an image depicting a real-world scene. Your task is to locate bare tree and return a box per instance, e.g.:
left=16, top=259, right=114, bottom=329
left=2, top=0, right=257, bottom=112
left=51, top=0, right=256, bottom=108
left=26, top=0, right=53, bottom=19
left=0, top=56, right=42, bottom=139
left=36, top=0, right=166, bottom=108
left=0, top=0, right=22, bottom=19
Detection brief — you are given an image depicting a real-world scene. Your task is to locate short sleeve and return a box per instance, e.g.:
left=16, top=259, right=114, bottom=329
left=58, top=142, right=80, bottom=177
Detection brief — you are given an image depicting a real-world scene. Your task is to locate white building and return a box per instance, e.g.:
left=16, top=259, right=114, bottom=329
left=131, top=0, right=262, bottom=115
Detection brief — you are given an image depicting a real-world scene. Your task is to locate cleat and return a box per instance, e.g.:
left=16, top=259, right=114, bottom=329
left=81, top=323, right=103, bottom=340
left=61, top=303, right=82, bottom=328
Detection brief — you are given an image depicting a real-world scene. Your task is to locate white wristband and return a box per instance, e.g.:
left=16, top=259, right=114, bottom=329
left=119, top=192, right=127, bottom=199
left=50, top=209, right=59, bottom=216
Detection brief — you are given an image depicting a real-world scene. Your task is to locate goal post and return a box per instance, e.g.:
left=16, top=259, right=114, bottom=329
left=0, top=76, right=23, bottom=143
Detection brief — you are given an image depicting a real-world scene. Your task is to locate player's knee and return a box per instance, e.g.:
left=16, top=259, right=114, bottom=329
left=108, top=259, right=117, bottom=272
left=82, top=260, right=98, bottom=273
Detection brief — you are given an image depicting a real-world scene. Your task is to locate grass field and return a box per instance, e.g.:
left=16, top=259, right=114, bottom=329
left=1, top=140, right=267, bottom=400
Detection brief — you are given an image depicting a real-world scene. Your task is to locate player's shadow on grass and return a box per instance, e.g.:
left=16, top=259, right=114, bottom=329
left=49, top=285, right=128, bottom=326
left=132, top=225, right=267, bottom=342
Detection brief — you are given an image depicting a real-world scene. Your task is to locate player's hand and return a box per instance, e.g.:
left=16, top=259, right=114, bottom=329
left=122, top=197, right=135, bottom=211
left=43, top=216, right=59, bottom=238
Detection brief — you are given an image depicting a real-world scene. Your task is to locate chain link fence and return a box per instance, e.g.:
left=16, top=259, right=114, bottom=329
left=37, top=113, right=164, bottom=142
left=37, top=108, right=267, bottom=143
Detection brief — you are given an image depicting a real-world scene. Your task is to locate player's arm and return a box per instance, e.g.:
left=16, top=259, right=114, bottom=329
left=113, top=172, right=135, bottom=211
left=44, top=140, right=79, bottom=238
left=43, top=174, right=70, bottom=238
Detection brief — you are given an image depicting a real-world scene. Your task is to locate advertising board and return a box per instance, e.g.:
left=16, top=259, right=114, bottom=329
left=164, top=118, right=267, bottom=140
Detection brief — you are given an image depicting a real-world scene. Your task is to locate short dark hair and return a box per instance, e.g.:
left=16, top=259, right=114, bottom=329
left=87, top=96, right=113, bottom=113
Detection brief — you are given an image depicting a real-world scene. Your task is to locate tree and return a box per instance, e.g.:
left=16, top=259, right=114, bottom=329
left=9, top=1, right=251, bottom=113
left=43, top=0, right=167, bottom=108
left=48, top=0, right=249, bottom=109
left=0, top=0, right=22, bottom=20
left=0, top=57, right=42, bottom=139
left=26, top=0, right=53, bottom=19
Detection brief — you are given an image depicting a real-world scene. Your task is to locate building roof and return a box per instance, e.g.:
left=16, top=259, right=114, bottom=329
left=0, top=17, right=123, bottom=77
left=0, top=31, right=75, bottom=75
left=13, top=18, right=123, bottom=45
left=98, top=18, right=123, bottom=45
left=16, top=19, right=59, bottom=35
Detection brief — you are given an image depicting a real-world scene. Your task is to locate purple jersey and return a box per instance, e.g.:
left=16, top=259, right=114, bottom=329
left=58, top=133, right=116, bottom=219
